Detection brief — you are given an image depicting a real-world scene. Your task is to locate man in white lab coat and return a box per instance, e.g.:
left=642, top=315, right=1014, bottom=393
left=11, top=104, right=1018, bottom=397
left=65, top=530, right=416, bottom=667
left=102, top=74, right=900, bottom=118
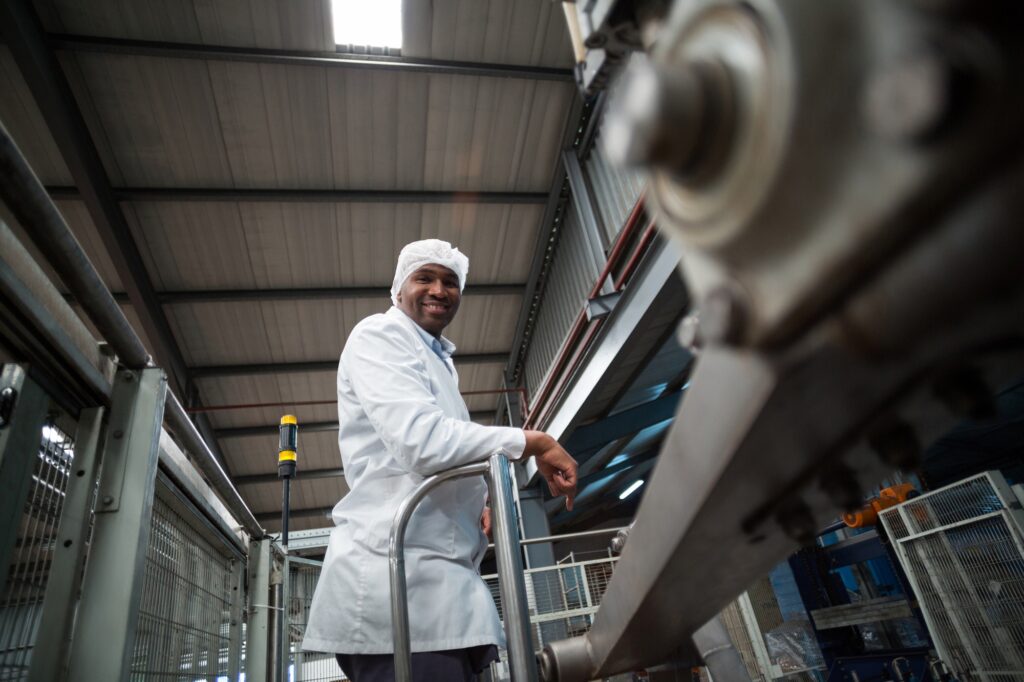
left=302, top=239, right=578, bottom=681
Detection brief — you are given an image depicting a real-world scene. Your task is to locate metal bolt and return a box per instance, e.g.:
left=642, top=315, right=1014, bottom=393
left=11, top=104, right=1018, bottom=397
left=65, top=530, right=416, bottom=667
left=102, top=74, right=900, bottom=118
left=123, top=371, right=135, bottom=382
left=869, top=421, right=921, bottom=470
left=113, top=429, right=124, bottom=439
left=602, top=56, right=719, bottom=172
left=818, top=463, right=865, bottom=513
left=700, top=287, right=747, bottom=346
left=866, top=52, right=953, bottom=141
left=776, top=499, right=817, bottom=546
left=102, top=495, right=114, bottom=506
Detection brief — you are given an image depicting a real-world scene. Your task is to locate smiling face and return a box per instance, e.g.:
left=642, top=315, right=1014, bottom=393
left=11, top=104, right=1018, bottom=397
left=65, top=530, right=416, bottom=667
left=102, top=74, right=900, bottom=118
left=396, top=264, right=462, bottom=337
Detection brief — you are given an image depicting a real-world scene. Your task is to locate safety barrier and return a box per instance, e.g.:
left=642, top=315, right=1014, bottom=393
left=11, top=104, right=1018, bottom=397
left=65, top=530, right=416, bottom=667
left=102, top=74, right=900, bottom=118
left=389, top=454, right=535, bottom=682
left=880, top=471, right=1024, bottom=681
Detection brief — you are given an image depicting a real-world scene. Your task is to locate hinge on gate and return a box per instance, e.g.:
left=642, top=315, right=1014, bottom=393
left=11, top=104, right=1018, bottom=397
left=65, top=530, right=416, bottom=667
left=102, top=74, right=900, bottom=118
left=0, top=387, right=17, bottom=428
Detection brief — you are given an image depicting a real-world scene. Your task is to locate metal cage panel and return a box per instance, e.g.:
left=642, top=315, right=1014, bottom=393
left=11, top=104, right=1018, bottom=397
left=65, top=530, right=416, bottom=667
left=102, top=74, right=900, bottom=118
left=880, top=472, right=1024, bottom=681
left=286, top=557, right=341, bottom=681
left=0, top=420, right=76, bottom=681
left=130, top=479, right=241, bottom=681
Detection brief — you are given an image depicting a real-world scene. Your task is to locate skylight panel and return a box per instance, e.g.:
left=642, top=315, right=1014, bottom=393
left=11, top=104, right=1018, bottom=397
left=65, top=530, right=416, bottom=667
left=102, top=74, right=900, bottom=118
left=332, top=0, right=402, bottom=50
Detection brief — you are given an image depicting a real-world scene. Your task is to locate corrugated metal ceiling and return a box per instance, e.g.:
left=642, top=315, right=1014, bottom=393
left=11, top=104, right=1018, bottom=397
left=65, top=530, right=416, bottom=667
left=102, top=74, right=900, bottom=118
left=1, top=0, right=575, bottom=533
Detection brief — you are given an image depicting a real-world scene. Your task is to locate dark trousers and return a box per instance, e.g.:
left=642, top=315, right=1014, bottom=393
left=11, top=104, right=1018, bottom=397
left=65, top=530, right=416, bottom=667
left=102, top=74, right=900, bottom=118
left=336, top=645, right=497, bottom=682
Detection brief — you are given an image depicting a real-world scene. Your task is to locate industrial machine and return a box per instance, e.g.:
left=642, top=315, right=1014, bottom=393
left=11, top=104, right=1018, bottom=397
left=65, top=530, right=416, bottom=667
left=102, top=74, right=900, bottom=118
left=542, top=1, right=1024, bottom=679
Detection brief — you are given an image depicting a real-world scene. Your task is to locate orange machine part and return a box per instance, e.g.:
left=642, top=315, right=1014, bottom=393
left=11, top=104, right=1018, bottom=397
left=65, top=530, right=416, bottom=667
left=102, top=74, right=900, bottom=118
left=843, top=483, right=917, bottom=528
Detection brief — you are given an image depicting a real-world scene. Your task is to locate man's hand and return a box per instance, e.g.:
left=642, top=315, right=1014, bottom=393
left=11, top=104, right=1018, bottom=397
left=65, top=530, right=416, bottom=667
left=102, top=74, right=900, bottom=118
left=523, top=430, right=578, bottom=511
left=480, top=506, right=492, bottom=540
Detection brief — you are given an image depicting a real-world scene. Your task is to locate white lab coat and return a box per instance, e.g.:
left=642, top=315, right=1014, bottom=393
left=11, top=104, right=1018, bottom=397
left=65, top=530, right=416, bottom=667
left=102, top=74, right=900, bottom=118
left=302, top=307, right=526, bottom=654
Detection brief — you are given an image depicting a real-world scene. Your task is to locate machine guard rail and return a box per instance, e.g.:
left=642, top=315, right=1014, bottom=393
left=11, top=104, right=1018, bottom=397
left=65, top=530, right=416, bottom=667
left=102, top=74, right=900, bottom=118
left=389, top=453, right=538, bottom=682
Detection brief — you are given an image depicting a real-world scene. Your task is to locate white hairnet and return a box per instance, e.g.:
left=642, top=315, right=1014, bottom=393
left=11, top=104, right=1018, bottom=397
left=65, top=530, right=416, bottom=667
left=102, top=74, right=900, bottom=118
left=390, top=239, right=470, bottom=306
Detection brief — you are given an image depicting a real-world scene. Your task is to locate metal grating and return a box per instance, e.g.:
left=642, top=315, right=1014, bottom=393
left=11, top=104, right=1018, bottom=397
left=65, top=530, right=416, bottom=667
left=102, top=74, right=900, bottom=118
left=130, top=483, right=238, bottom=680
left=484, top=553, right=617, bottom=659
left=880, top=472, right=1024, bottom=681
left=0, top=420, right=76, bottom=681
left=287, top=557, right=344, bottom=681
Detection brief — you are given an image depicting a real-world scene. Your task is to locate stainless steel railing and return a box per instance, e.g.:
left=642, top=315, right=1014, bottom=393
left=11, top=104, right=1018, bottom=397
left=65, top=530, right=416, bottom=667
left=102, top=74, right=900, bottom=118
left=389, top=453, right=538, bottom=682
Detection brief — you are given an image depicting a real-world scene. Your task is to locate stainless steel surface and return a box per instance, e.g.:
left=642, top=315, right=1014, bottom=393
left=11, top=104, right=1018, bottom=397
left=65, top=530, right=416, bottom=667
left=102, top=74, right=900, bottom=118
left=691, top=617, right=753, bottom=682
left=541, top=0, right=1024, bottom=676
left=488, top=453, right=539, bottom=682
left=389, top=460, right=491, bottom=682
left=519, top=527, right=627, bottom=548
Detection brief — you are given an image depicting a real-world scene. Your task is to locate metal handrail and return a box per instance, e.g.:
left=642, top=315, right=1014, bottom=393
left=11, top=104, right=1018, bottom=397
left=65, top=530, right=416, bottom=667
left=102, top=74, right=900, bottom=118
left=0, top=121, right=262, bottom=538
left=389, top=453, right=538, bottom=682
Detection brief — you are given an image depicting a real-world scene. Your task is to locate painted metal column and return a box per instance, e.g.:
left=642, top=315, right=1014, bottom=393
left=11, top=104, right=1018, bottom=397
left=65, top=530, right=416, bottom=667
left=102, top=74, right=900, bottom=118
left=66, top=367, right=168, bottom=681
left=28, top=406, right=105, bottom=682
left=0, top=365, right=50, bottom=590
left=247, top=538, right=272, bottom=682
left=488, top=453, right=539, bottom=682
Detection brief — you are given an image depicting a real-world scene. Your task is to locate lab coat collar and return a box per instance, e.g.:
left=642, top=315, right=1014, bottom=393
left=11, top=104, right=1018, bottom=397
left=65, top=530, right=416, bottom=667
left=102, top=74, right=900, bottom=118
left=387, top=306, right=457, bottom=358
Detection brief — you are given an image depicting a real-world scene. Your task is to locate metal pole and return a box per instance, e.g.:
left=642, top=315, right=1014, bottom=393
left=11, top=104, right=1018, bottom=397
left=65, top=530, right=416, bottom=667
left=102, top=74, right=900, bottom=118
left=390, top=461, right=491, bottom=682
left=488, top=453, right=539, bottom=682
left=282, top=478, right=291, bottom=546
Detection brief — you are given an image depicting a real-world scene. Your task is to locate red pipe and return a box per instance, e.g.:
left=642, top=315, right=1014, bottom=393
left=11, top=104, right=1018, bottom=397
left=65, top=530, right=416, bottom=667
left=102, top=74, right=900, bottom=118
left=588, top=191, right=647, bottom=298
left=614, top=221, right=658, bottom=290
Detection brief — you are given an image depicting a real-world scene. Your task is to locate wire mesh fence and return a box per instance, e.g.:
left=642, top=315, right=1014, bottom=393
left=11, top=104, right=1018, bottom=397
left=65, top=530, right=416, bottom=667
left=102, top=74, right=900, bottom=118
left=130, top=481, right=241, bottom=680
left=880, top=471, right=1024, bottom=681
left=0, top=419, right=76, bottom=681
left=287, top=557, right=344, bottom=681
left=483, top=553, right=618, bottom=656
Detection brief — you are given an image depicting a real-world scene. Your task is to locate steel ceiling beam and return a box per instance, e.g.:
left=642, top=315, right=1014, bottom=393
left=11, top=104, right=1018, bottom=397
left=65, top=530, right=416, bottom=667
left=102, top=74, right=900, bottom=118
left=217, top=411, right=495, bottom=438
left=235, top=467, right=345, bottom=486
left=192, top=353, right=509, bottom=379
left=156, top=283, right=525, bottom=304
left=73, top=283, right=526, bottom=306
left=257, top=507, right=333, bottom=523
left=47, top=186, right=549, bottom=205
left=0, top=0, right=229, bottom=466
left=48, top=33, right=575, bottom=82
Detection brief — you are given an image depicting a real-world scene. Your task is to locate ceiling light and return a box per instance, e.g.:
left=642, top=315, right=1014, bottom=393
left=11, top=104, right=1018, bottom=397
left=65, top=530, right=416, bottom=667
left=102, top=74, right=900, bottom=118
left=332, top=0, right=402, bottom=49
left=619, top=479, right=644, bottom=500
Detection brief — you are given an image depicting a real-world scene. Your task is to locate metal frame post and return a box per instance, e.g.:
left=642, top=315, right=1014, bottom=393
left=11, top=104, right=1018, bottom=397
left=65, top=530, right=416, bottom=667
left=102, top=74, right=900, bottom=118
left=65, top=367, right=167, bottom=681
left=0, top=365, right=50, bottom=590
left=247, top=538, right=272, bottom=682
left=27, top=406, right=104, bottom=682
left=390, top=455, right=539, bottom=682
left=227, top=556, right=246, bottom=681
left=488, top=453, right=540, bottom=682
